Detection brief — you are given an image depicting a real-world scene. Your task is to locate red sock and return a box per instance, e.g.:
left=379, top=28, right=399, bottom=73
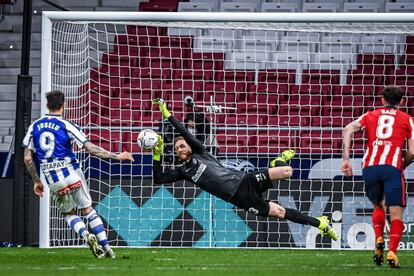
left=389, top=219, right=404, bottom=253
left=372, top=208, right=385, bottom=240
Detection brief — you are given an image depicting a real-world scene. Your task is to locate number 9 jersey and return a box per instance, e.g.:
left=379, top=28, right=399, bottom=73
left=357, top=107, right=414, bottom=170
left=22, top=114, right=89, bottom=184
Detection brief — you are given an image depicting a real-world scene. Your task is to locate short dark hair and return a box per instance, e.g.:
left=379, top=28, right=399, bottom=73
left=382, top=86, right=403, bottom=107
left=46, top=90, right=65, bottom=111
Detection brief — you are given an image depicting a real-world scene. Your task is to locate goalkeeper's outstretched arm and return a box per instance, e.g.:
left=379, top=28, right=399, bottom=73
left=152, top=99, right=204, bottom=153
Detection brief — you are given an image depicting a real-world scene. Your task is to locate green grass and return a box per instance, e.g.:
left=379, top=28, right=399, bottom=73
left=1, top=248, right=414, bottom=275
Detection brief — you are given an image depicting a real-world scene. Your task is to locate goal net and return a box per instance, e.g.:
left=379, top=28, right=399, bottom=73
left=40, top=12, right=414, bottom=249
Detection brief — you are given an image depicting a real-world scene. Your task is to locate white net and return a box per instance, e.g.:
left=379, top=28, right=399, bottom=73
left=45, top=18, right=414, bottom=249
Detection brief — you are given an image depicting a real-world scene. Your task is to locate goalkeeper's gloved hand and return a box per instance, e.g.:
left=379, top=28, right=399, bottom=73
left=152, top=98, right=171, bottom=119
left=153, top=135, right=164, bottom=161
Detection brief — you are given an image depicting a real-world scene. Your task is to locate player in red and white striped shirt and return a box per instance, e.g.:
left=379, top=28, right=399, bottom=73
left=341, top=86, right=414, bottom=269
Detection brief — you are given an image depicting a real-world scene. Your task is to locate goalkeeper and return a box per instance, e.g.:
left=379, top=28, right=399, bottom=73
left=152, top=99, right=338, bottom=240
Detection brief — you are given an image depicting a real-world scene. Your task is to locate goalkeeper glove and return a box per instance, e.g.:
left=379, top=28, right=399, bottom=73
left=152, top=98, right=171, bottom=119
left=153, top=135, right=164, bottom=161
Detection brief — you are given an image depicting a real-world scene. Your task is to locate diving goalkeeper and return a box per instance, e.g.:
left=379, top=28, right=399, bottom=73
left=151, top=99, right=338, bottom=240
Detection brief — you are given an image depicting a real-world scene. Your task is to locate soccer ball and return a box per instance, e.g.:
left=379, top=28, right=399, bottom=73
left=137, top=129, right=159, bottom=150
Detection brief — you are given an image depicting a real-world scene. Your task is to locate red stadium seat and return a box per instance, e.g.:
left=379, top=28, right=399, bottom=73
left=139, top=1, right=179, bottom=12
left=249, top=130, right=298, bottom=154
left=270, top=115, right=311, bottom=127
left=185, top=52, right=224, bottom=71
left=257, top=69, right=296, bottom=84
left=299, top=131, right=342, bottom=154
left=302, top=69, right=340, bottom=84
left=216, top=131, right=249, bottom=154
left=88, top=129, right=122, bottom=152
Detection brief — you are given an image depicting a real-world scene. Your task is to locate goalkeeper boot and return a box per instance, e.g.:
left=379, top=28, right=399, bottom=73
left=373, top=236, right=385, bottom=266
left=317, top=216, right=338, bottom=241
left=386, top=251, right=400, bottom=269
left=105, top=248, right=116, bottom=259
left=86, top=233, right=105, bottom=258
left=270, top=150, right=295, bottom=168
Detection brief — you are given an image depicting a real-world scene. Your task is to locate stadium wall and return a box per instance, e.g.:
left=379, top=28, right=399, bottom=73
left=0, top=178, right=39, bottom=246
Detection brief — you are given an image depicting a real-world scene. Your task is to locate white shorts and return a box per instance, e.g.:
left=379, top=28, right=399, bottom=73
left=49, top=168, right=92, bottom=213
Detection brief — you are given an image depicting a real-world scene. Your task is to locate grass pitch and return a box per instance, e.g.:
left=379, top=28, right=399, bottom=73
left=1, top=248, right=414, bottom=275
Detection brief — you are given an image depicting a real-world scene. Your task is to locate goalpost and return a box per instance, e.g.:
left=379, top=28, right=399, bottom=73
left=40, top=11, right=414, bottom=249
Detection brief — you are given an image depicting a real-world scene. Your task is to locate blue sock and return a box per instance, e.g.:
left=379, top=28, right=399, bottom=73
left=85, top=209, right=110, bottom=251
left=65, top=215, right=88, bottom=241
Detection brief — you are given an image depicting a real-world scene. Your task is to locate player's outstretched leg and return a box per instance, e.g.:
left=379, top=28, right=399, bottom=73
left=85, top=209, right=115, bottom=258
left=317, top=216, right=338, bottom=241
left=270, top=150, right=295, bottom=168
left=373, top=237, right=385, bottom=266
left=86, top=232, right=105, bottom=258
left=279, top=207, right=338, bottom=241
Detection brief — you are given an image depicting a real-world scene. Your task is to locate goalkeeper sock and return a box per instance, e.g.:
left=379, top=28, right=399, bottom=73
left=389, top=219, right=404, bottom=254
left=85, top=209, right=110, bottom=251
left=284, top=208, right=319, bottom=228
left=372, top=207, right=385, bottom=239
left=65, top=215, right=89, bottom=241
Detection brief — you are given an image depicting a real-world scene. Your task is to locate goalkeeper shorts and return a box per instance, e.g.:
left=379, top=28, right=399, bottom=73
left=229, top=169, right=272, bottom=217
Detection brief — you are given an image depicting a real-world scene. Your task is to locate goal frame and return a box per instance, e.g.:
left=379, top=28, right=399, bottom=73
left=40, top=11, right=414, bottom=249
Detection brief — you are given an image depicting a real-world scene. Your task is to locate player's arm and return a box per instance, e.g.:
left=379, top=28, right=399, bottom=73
left=84, top=142, right=134, bottom=161
left=152, top=99, right=205, bottom=152
left=152, top=135, right=184, bottom=184
left=23, top=147, right=44, bottom=197
left=341, top=119, right=362, bottom=176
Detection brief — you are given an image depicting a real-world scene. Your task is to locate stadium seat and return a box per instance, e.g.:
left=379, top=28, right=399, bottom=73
left=185, top=52, right=224, bottom=71
left=385, top=0, right=414, bottom=12
left=311, top=53, right=354, bottom=84
left=309, top=0, right=345, bottom=11
left=261, top=2, right=299, bottom=12
left=290, top=84, right=331, bottom=97
left=269, top=52, right=312, bottom=84
left=225, top=51, right=269, bottom=70
left=178, top=2, right=215, bottom=12
left=224, top=114, right=268, bottom=126
left=110, top=98, right=142, bottom=110
left=189, top=0, right=221, bottom=11
left=163, top=80, right=204, bottom=93
left=299, top=131, right=342, bottom=155
left=216, top=130, right=249, bottom=153
left=237, top=102, right=270, bottom=114
left=241, top=35, right=279, bottom=51
left=360, top=34, right=405, bottom=59
left=89, top=129, right=122, bottom=152
left=320, top=33, right=360, bottom=55
left=270, top=115, right=311, bottom=127
left=343, top=2, right=382, bottom=12
left=302, top=2, right=339, bottom=12
left=266, top=0, right=303, bottom=10
left=139, top=1, right=179, bottom=12
left=258, top=69, right=296, bottom=84
left=204, top=81, right=246, bottom=93
left=249, top=130, right=298, bottom=154
left=280, top=33, right=319, bottom=53
left=302, top=69, right=341, bottom=85
left=220, top=2, right=258, bottom=12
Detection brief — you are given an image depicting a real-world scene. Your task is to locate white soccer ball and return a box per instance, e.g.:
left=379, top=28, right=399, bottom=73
left=137, top=129, right=159, bottom=150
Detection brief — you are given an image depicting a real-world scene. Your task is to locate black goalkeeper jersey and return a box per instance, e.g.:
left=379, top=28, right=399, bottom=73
left=152, top=116, right=243, bottom=201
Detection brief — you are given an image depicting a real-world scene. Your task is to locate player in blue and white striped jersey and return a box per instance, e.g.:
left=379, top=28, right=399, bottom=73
left=23, top=90, right=134, bottom=258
